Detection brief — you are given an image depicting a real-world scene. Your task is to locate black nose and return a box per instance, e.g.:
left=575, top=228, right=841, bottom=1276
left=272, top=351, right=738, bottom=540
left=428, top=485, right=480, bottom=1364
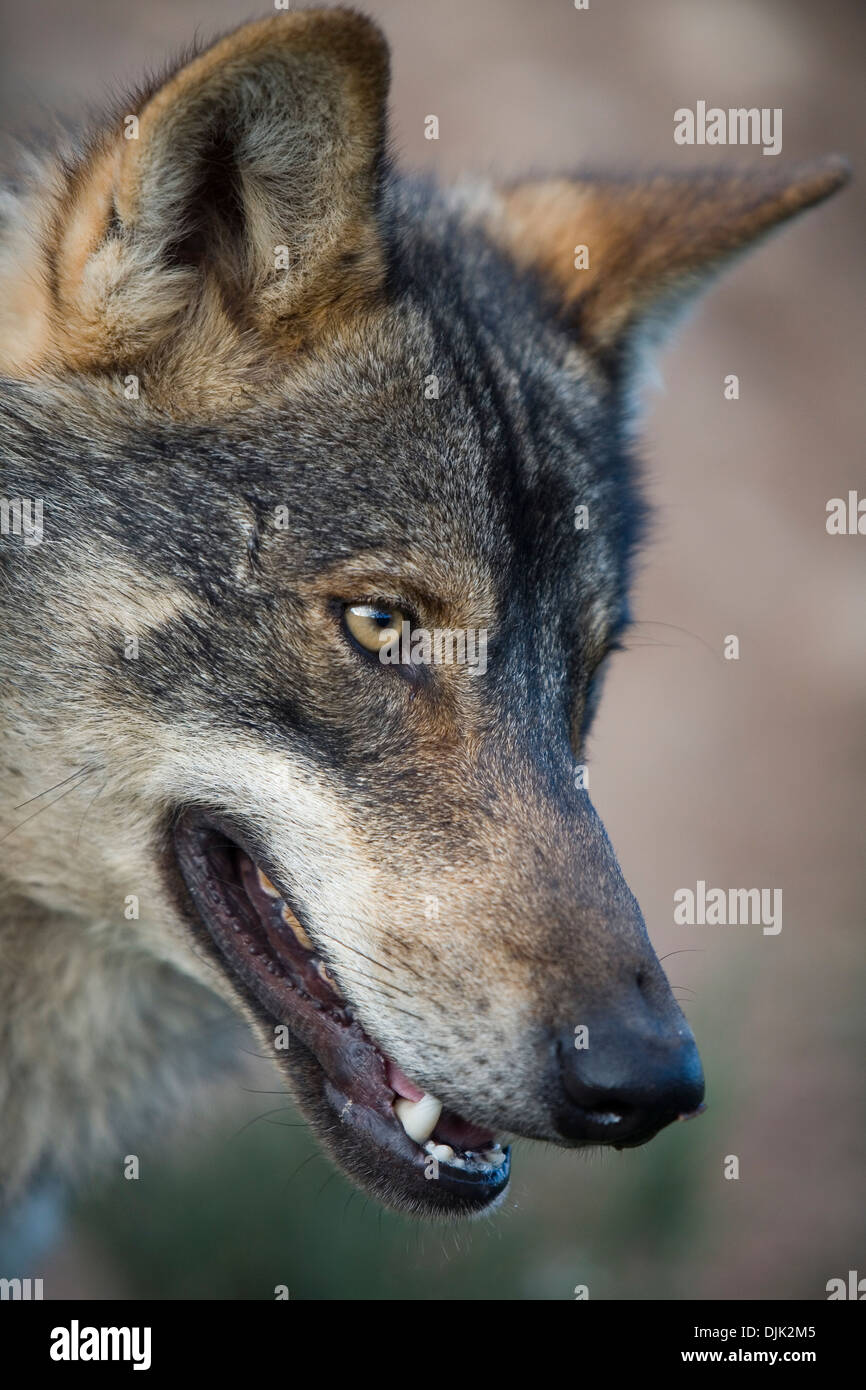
left=553, top=1016, right=705, bottom=1147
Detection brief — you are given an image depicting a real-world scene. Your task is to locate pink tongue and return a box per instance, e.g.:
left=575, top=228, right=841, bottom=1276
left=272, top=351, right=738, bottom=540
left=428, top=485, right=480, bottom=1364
left=434, top=1113, right=496, bottom=1149
left=385, top=1060, right=425, bottom=1102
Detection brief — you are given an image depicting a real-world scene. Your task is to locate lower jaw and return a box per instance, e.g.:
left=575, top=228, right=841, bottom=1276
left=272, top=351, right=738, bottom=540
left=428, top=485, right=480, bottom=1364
left=293, top=1040, right=512, bottom=1218
left=171, top=811, right=512, bottom=1218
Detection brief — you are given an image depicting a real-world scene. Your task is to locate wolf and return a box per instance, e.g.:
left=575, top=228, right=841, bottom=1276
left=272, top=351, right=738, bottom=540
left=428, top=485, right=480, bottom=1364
left=0, top=9, right=848, bottom=1222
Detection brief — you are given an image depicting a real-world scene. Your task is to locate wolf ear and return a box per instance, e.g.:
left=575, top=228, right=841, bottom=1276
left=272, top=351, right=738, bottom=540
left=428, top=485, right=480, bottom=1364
left=48, top=10, right=389, bottom=367
left=492, top=161, right=849, bottom=363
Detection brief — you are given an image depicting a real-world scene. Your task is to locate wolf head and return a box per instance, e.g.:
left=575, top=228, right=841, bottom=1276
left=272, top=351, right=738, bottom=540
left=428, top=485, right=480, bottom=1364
left=0, top=11, right=847, bottom=1217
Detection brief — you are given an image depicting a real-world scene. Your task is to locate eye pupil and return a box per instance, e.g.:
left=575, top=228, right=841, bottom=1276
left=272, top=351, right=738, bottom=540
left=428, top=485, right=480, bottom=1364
left=343, top=602, right=406, bottom=655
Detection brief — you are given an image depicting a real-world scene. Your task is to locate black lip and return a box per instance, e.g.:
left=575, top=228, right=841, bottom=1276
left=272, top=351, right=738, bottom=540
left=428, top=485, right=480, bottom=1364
left=171, top=809, right=511, bottom=1215
left=612, top=1101, right=708, bottom=1151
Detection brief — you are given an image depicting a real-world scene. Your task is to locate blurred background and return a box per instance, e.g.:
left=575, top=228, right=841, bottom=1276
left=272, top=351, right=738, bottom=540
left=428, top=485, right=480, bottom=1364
left=1, top=0, right=863, bottom=1299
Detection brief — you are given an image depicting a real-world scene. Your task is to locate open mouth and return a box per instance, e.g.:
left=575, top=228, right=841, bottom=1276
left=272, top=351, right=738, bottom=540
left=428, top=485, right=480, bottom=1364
left=172, top=811, right=511, bottom=1217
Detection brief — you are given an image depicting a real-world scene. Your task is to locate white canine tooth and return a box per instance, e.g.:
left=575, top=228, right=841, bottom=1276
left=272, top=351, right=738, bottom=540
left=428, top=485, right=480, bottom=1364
left=256, top=867, right=280, bottom=898
left=483, top=1148, right=506, bottom=1166
left=430, top=1143, right=455, bottom=1162
left=394, top=1093, right=442, bottom=1145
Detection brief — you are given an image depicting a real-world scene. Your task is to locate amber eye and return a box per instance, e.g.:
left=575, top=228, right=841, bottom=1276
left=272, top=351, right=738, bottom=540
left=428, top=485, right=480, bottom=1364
left=342, top=602, right=406, bottom=655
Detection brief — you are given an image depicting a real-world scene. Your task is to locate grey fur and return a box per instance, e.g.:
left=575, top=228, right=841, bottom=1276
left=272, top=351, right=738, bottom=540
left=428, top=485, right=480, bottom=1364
left=0, top=12, right=847, bottom=1219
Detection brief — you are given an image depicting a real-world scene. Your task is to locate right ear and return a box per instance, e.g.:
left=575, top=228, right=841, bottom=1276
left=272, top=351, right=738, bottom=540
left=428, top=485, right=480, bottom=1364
left=25, top=10, right=389, bottom=375
left=487, top=161, right=849, bottom=367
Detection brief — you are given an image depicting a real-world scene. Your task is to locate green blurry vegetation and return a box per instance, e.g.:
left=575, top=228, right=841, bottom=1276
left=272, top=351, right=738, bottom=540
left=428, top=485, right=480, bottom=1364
left=72, top=1002, right=730, bottom=1300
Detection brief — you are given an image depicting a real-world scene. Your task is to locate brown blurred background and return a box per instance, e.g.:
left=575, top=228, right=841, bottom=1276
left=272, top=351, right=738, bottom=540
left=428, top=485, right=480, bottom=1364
left=1, top=0, right=863, bottom=1299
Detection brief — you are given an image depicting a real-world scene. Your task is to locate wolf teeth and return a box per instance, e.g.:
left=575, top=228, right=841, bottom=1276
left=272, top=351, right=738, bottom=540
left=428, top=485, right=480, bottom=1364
left=256, top=867, right=280, bottom=898
left=315, top=958, right=337, bottom=987
left=394, top=1093, right=442, bottom=1145
left=424, top=1138, right=506, bottom=1169
left=280, top=903, right=314, bottom=951
left=255, top=866, right=315, bottom=950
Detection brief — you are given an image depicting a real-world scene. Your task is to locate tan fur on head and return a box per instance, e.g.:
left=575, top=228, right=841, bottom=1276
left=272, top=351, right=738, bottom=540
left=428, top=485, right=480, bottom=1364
left=0, top=7, right=850, bottom=1220
left=0, top=10, right=389, bottom=413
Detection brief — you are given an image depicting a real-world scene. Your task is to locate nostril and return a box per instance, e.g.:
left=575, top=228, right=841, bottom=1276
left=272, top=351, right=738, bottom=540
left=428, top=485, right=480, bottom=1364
left=635, top=969, right=646, bottom=990
left=553, top=1021, right=705, bottom=1146
left=581, top=1100, right=635, bottom=1127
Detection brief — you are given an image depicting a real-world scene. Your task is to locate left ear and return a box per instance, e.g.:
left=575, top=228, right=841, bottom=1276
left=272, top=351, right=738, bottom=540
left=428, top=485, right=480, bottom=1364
left=24, top=10, right=390, bottom=379
left=489, top=159, right=850, bottom=362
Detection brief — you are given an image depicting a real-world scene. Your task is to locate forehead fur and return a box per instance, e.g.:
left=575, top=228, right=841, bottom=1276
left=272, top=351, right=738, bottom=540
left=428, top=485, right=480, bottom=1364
left=1, top=175, right=638, bottom=637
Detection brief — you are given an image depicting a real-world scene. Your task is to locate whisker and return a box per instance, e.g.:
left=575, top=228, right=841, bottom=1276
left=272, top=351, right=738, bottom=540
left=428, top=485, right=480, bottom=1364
left=322, top=921, right=427, bottom=981
left=280, top=1149, right=323, bottom=1196
left=632, top=619, right=722, bottom=662
left=228, top=1104, right=297, bottom=1142
left=75, top=780, right=107, bottom=847
left=13, top=764, right=97, bottom=810
left=372, top=1002, right=426, bottom=1025
left=329, top=965, right=415, bottom=1001
left=1, top=770, right=98, bottom=844
left=315, top=930, right=401, bottom=977
left=238, top=1086, right=290, bottom=1095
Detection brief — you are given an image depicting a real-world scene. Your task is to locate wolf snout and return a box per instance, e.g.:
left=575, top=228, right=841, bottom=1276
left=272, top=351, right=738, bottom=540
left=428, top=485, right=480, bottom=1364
left=550, top=1011, right=705, bottom=1149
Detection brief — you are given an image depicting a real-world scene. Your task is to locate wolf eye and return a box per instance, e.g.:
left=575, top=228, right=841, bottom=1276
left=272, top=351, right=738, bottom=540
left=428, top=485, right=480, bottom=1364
left=342, top=602, right=406, bottom=655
